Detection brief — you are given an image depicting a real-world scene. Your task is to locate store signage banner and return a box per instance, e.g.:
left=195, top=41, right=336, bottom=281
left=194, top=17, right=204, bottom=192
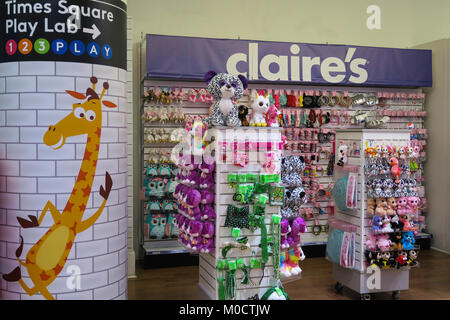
left=146, top=34, right=432, bottom=87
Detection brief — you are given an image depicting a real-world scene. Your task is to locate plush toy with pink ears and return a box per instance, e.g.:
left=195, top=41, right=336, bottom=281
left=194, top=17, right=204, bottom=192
left=266, top=105, right=281, bottom=127
left=280, top=219, right=291, bottom=249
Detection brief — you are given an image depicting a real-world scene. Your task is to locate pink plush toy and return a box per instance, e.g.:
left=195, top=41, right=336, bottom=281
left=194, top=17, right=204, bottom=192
left=266, top=105, right=280, bottom=127
left=365, top=234, right=377, bottom=251
left=377, top=234, right=392, bottom=252
left=187, top=220, right=203, bottom=251
left=406, top=196, right=420, bottom=214
left=200, top=221, right=215, bottom=253
left=396, top=197, right=408, bottom=215
left=280, top=219, right=291, bottom=249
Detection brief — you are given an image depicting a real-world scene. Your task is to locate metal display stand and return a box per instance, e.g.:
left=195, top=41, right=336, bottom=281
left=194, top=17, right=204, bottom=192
left=331, top=129, right=412, bottom=300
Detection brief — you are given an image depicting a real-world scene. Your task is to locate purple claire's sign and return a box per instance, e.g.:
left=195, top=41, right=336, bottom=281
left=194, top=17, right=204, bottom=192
left=146, top=34, right=432, bottom=87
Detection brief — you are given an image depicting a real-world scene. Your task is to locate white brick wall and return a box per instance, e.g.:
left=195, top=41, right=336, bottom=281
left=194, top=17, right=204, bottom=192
left=0, top=60, right=128, bottom=300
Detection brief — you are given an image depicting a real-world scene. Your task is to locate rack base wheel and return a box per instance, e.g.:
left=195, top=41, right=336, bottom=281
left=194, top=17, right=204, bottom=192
left=334, top=282, right=343, bottom=293
left=392, top=291, right=400, bottom=300
left=361, top=293, right=371, bottom=300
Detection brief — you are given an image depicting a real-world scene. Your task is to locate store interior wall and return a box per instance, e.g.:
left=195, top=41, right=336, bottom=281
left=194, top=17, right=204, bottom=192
left=413, top=39, right=450, bottom=254
left=127, top=0, right=450, bottom=259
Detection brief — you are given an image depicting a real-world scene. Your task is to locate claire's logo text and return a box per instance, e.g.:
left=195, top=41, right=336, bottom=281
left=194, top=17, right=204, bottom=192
left=226, top=43, right=368, bottom=84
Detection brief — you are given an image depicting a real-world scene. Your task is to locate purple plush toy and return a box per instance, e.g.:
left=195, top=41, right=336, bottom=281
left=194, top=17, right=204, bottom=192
left=200, top=221, right=215, bottom=253
left=199, top=159, right=215, bottom=174
left=200, top=189, right=214, bottom=205
left=185, top=188, right=201, bottom=216
left=188, top=220, right=203, bottom=251
left=201, top=204, right=216, bottom=221
left=372, top=215, right=383, bottom=233
left=288, top=217, right=306, bottom=248
left=199, top=172, right=214, bottom=189
left=184, top=169, right=201, bottom=186
left=180, top=219, right=190, bottom=246
left=280, top=219, right=291, bottom=249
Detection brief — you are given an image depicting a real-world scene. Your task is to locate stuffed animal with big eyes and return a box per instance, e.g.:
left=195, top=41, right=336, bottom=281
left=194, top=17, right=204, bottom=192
left=250, top=91, right=270, bottom=126
left=203, top=71, right=248, bottom=127
left=238, top=105, right=249, bottom=126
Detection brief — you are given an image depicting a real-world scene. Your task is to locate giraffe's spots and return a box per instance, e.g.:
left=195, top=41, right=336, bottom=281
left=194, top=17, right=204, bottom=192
left=53, top=264, right=63, bottom=275
left=95, top=127, right=101, bottom=138
left=26, top=257, right=31, bottom=264
left=84, top=150, right=92, bottom=161
left=78, top=203, right=86, bottom=212
left=87, top=137, right=91, bottom=144
left=81, top=185, right=91, bottom=197
left=40, top=271, right=51, bottom=281
left=95, top=144, right=100, bottom=152
left=71, top=188, right=78, bottom=196
left=78, top=170, right=88, bottom=181
left=65, top=241, right=73, bottom=250
left=92, top=159, right=98, bottom=167
left=69, top=222, right=77, bottom=234
left=64, top=202, right=74, bottom=213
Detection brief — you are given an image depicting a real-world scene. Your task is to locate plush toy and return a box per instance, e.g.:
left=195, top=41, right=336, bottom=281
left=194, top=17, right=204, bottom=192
left=396, top=197, right=408, bottom=215
left=388, top=157, right=401, bottom=183
left=390, top=214, right=403, bottom=232
left=366, top=198, right=376, bottom=215
left=199, top=172, right=214, bottom=189
left=336, top=141, right=348, bottom=167
left=185, top=189, right=201, bottom=216
left=238, top=105, right=249, bottom=126
left=200, top=221, right=215, bottom=253
left=203, top=71, right=248, bottom=127
left=184, top=169, right=201, bottom=186
left=250, top=90, right=270, bottom=127
left=396, top=251, right=408, bottom=268
left=165, top=213, right=179, bottom=239
left=288, top=217, right=306, bottom=248
left=380, top=251, right=391, bottom=269
left=280, top=219, right=291, bottom=249
left=146, top=178, right=168, bottom=198
left=382, top=178, right=394, bottom=198
left=389, top=231, right=403, bottom=251
left=401, top=231, right=415, bottom=250
left=377, top=234, right=392, bottom=251
left=381, top=215, right=394, bottom=233
left=287, top=247, right=303, bottom=275
left=280, top=250, right=291, bottom=277
left=148, top=214, right=167, bottom=240
left=375, top=198, right=387, bottom=216
left=386, top=197, right=397, bottom=216
left=372, top=215, right=383, bottom=233
left=407, top=250, right=418, bottom=267
left=406, top=196, right=420, bottom=214
left=266, top=105, right=281, bottom=127
left=187, top=220, right=203, bottom=251
left=200, top=189, right=214, bottom=205
left=365, top=233, right=377, bottom=251
left=201, top=204, right=216, bottom=221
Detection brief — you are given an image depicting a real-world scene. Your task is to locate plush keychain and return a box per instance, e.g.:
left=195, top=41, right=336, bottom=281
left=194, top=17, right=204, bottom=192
left=336, top=141, right=348, bottom=167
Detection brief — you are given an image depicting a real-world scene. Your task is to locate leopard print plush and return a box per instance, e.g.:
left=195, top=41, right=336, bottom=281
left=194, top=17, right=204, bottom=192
left=203, top=71, right=247, bottom=127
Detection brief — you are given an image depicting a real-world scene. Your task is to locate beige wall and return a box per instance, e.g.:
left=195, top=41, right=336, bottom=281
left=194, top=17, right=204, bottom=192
left=127, top=0, right=450, bottom=257
left=414, top=39, right=450, bottom=253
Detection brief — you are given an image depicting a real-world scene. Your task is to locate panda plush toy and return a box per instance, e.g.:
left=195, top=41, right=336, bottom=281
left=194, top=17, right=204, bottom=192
left=203, top=71, right=248, bottom=127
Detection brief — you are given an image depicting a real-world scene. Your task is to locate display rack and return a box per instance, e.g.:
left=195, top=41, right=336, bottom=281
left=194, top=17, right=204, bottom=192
left=198, top=127, right=285, bottom=300
left=330, top=129, right=413, bottom=300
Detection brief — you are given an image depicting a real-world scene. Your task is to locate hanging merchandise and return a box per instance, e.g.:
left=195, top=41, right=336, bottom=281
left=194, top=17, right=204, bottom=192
left=330, top=130, right=420, bottom=300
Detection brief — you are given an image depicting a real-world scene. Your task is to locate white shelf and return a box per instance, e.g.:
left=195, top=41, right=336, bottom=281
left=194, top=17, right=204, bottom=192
left=143, top=239, right=191, bottom=255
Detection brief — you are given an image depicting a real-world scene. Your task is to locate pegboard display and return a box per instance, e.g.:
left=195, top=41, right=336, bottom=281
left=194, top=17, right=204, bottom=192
left=329, top=129, right=414, bottom=300
left=198, top=127, right=286, bottom=300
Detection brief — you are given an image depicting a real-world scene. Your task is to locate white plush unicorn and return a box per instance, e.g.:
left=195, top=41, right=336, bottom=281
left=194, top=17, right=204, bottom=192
left=250, top=90, right=270, bottom=127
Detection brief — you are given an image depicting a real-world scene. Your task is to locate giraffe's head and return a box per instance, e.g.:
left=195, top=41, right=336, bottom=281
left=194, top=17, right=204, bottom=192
left=44, top=77, right=117, bottom=149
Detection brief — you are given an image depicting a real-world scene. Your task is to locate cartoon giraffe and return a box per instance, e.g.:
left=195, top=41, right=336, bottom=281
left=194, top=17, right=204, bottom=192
left=2, top=77, right=117, bottom=300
